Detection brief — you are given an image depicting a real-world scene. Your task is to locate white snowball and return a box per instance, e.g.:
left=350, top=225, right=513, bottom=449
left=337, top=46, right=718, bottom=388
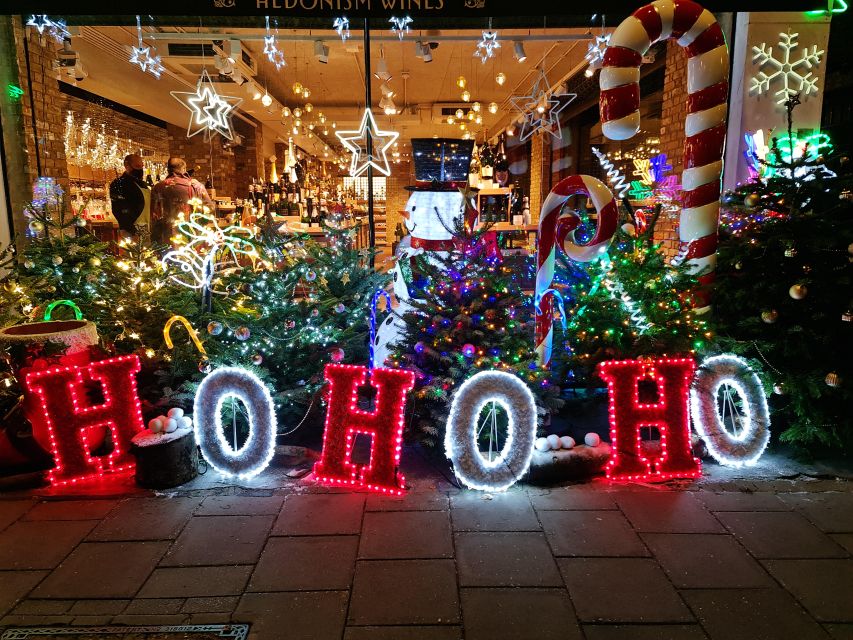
left=167, top=407, right=185, bottom=419
left=534, top=437, right=550, bottom=452
left=546, top=434, right=561, bottom=450
left=148, top=418, right=163, bottom=433
left=178, top=415, right=193, bottom=429
left=164, top=418, right=179, bottom=433
left=559, top=436, right=576, bottom=449
left=584, top=432, right=601, bottom=447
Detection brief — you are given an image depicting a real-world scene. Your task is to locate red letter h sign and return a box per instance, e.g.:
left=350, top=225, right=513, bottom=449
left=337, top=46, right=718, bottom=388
left=314, top=364, right=416, bottom=495
left=597, top=357, right=700, bottom=481
left=23, top=355, right=145, bottom=486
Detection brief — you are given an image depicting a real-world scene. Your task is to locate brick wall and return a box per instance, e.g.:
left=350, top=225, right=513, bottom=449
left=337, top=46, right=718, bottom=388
left=166, top=123, right=237, bottom=197
left=656, top=41, right=689, bottom=258
left=528, top=134, right=545, bottom=225
left=233, top=119, right=264, bottom=198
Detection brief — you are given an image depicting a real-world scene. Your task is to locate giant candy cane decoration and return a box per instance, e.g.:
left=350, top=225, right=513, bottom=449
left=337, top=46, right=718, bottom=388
left=535, top=175, right=618, bottom=367
left=600, top=0, right=729, bottom=308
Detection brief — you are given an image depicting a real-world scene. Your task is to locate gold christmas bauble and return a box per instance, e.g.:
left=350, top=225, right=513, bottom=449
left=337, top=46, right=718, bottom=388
left=761, top=309, right=778, bottom=323
left=789, top=284, right=808, bottom=300
left=825, top=372, right=841, bottom=387
left=89, top=257, right=102, bottom=268
left=744, top=193, right=761, bottom=208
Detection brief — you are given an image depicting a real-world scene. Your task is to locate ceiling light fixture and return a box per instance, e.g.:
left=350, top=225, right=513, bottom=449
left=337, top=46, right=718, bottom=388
left=314, top=40, right=329, bottom=64
left=513, top=41, right=527, bottom=63
left=261, top=93, right=273, bottom=107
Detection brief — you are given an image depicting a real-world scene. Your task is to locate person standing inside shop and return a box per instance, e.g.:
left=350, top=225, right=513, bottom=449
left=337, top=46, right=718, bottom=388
left=150, top=157, right=215, bottom=244
left=109, top=153, right=151, bottom=235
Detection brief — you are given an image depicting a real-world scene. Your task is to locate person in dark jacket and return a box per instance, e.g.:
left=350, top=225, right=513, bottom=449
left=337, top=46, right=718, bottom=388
left=108, top=154, right=150, bottom=234
left=150, top=157, right=215, bottom=244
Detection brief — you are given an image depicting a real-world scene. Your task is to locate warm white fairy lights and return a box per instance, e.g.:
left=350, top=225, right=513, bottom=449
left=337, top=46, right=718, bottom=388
left=444, top=370, right=537, bottom=491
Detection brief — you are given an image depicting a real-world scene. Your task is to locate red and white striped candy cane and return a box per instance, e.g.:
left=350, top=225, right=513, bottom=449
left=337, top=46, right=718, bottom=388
left=535, top=175, right=618, bottom=367
left=599, top=0, right=728, bottom=309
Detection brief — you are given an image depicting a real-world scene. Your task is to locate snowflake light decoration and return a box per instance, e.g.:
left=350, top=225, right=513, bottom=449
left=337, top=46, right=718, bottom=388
left=130, top=16, right=164, bottom=79
left=161, top=205, right=257, bottom=294
left=171, top=70, right=243, bottom=140
left=263, top=17, right=286, bottom=70
left=649, top=153, right=672, bottom=182
left=333, top=17, right=351, bottom=42
left=751, top=31, right=824, bottom=105
left=632, top=158, right=654, bottom=185
left=26, top=15, right=70, bottom=42
left=509, top=68, right=576, bottom=142
left=389, top=16, right=412, bottom=40
left=475, top=30, right=500, bottom=63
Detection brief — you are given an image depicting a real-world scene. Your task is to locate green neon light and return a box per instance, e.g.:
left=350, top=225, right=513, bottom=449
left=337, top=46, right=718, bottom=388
left=628, top=180, right=654, bottom=200
left=765, top=131, right=833, bottom=177
left=43, top=299, right=83, bottom=321
left=806, top=0, right=847, bottom=14
left=7, top=84, right=23, bottom=100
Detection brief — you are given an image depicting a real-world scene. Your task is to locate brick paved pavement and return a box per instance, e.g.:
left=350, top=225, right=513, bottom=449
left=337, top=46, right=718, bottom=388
left=0, top=457, right=851, bottom=639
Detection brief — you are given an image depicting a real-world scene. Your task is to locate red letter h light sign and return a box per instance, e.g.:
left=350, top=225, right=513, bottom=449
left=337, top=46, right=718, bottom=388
left=597, top=357, right=700, bottom=482
left=314, top=364, right=416, bottom=495
left=23, top=355, right=145, bottom=486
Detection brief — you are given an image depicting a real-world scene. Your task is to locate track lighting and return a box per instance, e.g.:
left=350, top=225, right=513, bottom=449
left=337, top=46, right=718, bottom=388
left=314, top=40, right=329, bottom=63
left=513, top=41, right=527, bottom=63
left=375, top=45, right=392, bottom=80
left=380, top=82, right=395, bottom=98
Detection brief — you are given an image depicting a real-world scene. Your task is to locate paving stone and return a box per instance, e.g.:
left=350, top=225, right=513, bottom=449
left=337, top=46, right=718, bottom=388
left=643, top=533, right=773, bottom=588
left=539, top=510, right=648, bottom=557
left=366, top=492, right=449, bottom=511
left=0, top=520, right=96, bottom=569
left=349, top=560, right=459, bottom=625
left=182, top=596, right=240, bottom=613
left=31, top=541, right=169, bottom=599
left=682, top=589, right=829, bottom=640
left=455, top=532, right=562, bottom=587
left=716, top=512, right=847, bottom=558
left=68, top=599, right=129, bottom=615
left=138, top=566, right=252, bottom=598
left=344, top=626, right=462, bottom=640
left=0, top=501, right=34, bottom=532
left=235, top=591, right=348, bottom=640
left=0, top=613, right=74, bottom=626
left=87, top=497, right=201, bottom=541
left=359, top=511, right=453, bottom=559
left=249, top=536, right=358, bottom=591
left=196, top=495, right=284, bottom=516
left=461, top=588, right=582, bottom=640
left=112, top=613, right=190, bottom=625
left=558, top=558, right=693, bottom=623
left=23, top=499, right=119, bottom=521
left=273, top=493, right=365, bottom=536
left=831, top=534, right=853, bottom=555
left=583, top=625, right=708, bottom=640
left=615, top=492, right=724, bottom=533
left=528, top=488, right=617, bottom=511
left=124, top=598, right=185, bottom=614
left=780, top=493, right=853, bottom=533
left=765, top=559, right=853, bottom=622
left=0, top=571, right=48, bottom=616
left=450, top=492, right=539, bottom=532
left=188, top=612, right=232, bottom=624
left=70, top=615, right=114, bottom=625
left=11, top=599, right=73, bottom=614
left=826, top=624, right=853, bottom=639
left=695, top=492, right=789, bottom=512
left=160, top=515, right=274, bottom=566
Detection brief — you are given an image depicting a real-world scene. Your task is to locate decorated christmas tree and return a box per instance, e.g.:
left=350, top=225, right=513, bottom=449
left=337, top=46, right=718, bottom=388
left=715, top=97, right=853, bottom=450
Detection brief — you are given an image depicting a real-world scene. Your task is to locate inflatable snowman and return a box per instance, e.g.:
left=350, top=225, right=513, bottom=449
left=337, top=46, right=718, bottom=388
left=373, top=139, right=476, bottom=367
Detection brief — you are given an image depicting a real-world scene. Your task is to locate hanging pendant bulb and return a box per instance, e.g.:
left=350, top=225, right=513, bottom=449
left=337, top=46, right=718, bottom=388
left=472, top=101, right=481, bottom=113
left=293, top=107, right=302, bottom=118
left=456, top=75, right=467, bottom=88
left=495, top=72, right=507, bottom=86
left=488, top=101, right=498, bottom=114
left=292, top=82, right=303, bottom=95
left=455, top=108, right=464, bottom=119
left=304, top=102, right=314, bottom=113
left=461, top=89, right=471, bottom=102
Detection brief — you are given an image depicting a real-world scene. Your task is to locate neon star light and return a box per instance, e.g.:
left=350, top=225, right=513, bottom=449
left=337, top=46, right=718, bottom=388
left=263, top=16, right=287, bottom=70
left=335, top=108, right=399, bottom=177
left=751, top=31, right=824, bottom=105
left=130, top=16, right=164, bottom=79
left=509, top=68, right=577, bottom=142
left=389, top=16, right=413, bottom=40
left=171, top=70, right=243, bottom=140
left=444, top=370, right=537, bottom=491
left=585, top=34, right=611, bottom=72
left=161, top=207, right=257, bottom=294
left=475, top=29, right=500, bottom=63
left=333, top=17, right=351, bottom=41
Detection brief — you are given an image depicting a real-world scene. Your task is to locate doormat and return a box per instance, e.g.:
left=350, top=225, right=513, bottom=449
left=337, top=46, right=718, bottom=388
left=0, top=625, right=249, bottom=640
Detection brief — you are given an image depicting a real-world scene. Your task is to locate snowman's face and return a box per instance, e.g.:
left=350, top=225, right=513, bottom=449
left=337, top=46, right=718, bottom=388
left=405, top=191, right=464, bottom=240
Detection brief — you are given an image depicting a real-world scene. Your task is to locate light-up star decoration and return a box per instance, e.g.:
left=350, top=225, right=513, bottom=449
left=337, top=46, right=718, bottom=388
left=389, top=16, right=413, bottom=40
left=130, top=16, right=164, bottom=79
left=333, top=17, right=351, bottom=42
left=336, top=109, right=399, bottom=177
left=509, top=69, right=577, bottom=142
left=161, top=205, right=257, bottom=294
left=263, top=16, right=286, bottom=70
left=585, top=34, right=611, bottom=71
left=475, top=30, right=500, bottom=63
left=26, top=14, right=69, bottom=42
left=171, top=70, right=243, bottom=140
